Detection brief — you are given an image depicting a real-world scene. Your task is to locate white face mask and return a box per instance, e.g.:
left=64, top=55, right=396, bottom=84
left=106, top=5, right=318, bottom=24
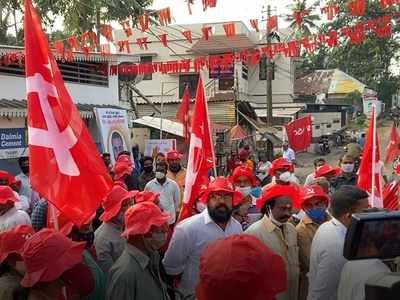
left=155, top=171, right=166, bottom=180
left=268, top=207, right=284, bottom=226
left=341, top=164, right=354, bottom=173
left=278, top=171, right=292, bottom=183
left=196, top=201, right=206, bottom=212
left=235, top=186, right=252, bottom=198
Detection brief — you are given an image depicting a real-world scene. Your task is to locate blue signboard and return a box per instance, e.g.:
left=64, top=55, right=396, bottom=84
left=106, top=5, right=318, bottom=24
left=0, top=128, right=26, bottom=159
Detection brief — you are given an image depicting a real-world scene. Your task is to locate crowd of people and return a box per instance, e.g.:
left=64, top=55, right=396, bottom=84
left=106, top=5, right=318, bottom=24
left=0, top=142, right=396, bottom=300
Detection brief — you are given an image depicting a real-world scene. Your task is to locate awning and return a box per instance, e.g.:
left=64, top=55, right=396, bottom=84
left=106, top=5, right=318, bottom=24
left=0, top=99, right=126, bottom=119
left=230, top=125, right=247, bottom=140
left=133, top=116, right=230, bottom=137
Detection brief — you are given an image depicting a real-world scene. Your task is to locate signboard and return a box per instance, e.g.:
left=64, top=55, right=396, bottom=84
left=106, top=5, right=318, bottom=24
left=209, top=54, right=234, bottom=79
left=363, top=88, right=378, bottom=101
left=0, top=128, right=26, bottom=159
left=363, top=100, right=383, bottom=117
left=144, top=139, right=176, bottom=157
left=94, top=108, right=131, bottom=163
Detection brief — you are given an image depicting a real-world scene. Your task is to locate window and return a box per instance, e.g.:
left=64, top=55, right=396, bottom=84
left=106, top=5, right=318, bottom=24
left=219, top=78, right=234, bottom=90
left=179, top=74, right=199, bottom=98
left=259, top=56, right=267, bottom=80
left=0, top=58, right=109, bottom=86
left=333, top=119, right=340, bottom=124
left=315, top=125, right=320, bottom=129
left=242, top=61, right=248, bottom=80
left=326, top=124, right=332, bottom=128
left=140, top=56, right=153, bottom=80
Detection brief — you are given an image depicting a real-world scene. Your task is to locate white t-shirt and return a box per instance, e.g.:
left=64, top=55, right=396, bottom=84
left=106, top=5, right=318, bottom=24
left=338, top=259, right=390, bottom=300
left=0, top=206, right=31, bottom=232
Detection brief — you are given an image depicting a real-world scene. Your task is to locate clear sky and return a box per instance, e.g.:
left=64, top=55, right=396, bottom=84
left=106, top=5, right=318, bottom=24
left=151, top=0, right=314, bottom=28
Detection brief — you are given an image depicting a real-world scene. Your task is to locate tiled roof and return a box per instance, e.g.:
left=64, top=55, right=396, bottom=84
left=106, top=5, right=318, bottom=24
left=294, top=70, right=335, bottom=95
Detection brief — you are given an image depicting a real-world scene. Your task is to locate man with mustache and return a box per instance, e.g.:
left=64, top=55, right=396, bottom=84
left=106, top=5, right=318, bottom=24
left=246, top=183, right=301, bottom=300
left=162, top=177, right=243, bottom=298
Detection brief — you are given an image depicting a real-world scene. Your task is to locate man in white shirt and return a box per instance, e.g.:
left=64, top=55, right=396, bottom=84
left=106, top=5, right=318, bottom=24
left=0, top=186, right=31, bottom=232
left=307, top=186, right=369, bottom=300
left=305, top=158, right=326, bottom=185
left=282, top=142, right=296, bottom=164
left=162, top=177, right=243, bottom=297
left=15, top=156, right=32, bottom=201
left=145, top=161, right=180, bottom=225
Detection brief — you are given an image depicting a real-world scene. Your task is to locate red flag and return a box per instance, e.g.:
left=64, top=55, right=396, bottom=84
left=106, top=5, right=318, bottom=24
left=159, top=34, right=168, bottom=47
left=223, top=23, right=236, bottom=38
left=176, top=87, right=190, bottom=145
left=182, top=30, right=193, bottom=43
left=347, top=0, right=366, bottom=16
left=357, top=107, right=383, bottom=207
left=285, top=116, right=312, bottom=152
left=383, top=181, right=399, bottom=210
left=385, top=123, right=400, bottom=165
left=267, top=16, right=278, bottom=31
left=202, top=26, right=212, bottom=40
left=178, top=77, right=215, bottom=221
left=250, top=19, right=259, bottom=32
left=24, top=0, right=112, bottom=226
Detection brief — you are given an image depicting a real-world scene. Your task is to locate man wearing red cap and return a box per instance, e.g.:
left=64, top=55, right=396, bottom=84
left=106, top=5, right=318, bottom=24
left=269, top=157, right=299, bottom=185
left=162, top=177, right=243, bottom=298
left=231, top=165, right=262, bottom=229
left=19, top=228, right=94, bottom=299
left=94, top=186, right=137, bottom=278
left=196, top=234, right=287, bottom=300
left=304, top=158, right=326, bottom=185
left=106, top=202, right=170, bottom=300
left=0, top=225, right=34, bottom=299
left=166, top=149, right=186, bottom=207
left=0, top=186, right=31, bottom=232
left=314, top=164, right=341, bottom=194
left=238, top=148, right=254, bottom=170
left=246, top=183, right=300, bottom=300
left=114, top=154, right=139, bottom=191
left=296, top=185, right=330, bottom=300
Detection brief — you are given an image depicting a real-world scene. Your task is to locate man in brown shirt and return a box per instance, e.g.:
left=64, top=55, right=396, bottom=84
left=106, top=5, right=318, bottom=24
left=296, top=184, right=330, bottom=300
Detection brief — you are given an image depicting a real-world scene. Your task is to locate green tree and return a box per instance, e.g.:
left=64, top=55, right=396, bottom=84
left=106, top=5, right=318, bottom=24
left=284, top=0, right=321, bottom=39
left=299, top=0, right=400, bottom=106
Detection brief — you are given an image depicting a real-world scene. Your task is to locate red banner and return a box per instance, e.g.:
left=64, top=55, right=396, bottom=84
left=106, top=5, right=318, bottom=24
left=285, top=116, right=312, bottom=152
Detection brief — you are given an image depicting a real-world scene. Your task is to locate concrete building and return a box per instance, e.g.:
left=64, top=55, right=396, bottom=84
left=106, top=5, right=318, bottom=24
left=0, top=45, right=132, bottom=171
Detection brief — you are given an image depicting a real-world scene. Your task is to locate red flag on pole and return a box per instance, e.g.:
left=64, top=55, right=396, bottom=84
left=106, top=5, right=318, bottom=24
left=357, top=107, right=383, bottom=207
left=383, top=181, right=399, bottom=210
left=178, top=77, right=215, bottom=222
left=384, top=123, right=400, bottom=165
left=176, top=87, right=191, bottom=145
left=285, top=116, right=312, bottom=152
left=24, top=0, right=112, bottom=226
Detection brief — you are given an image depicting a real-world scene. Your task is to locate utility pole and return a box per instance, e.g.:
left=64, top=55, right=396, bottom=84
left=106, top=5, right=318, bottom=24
left=264, top=4, right=274, bottom=160
left=266, top=4, right=273, bottom=128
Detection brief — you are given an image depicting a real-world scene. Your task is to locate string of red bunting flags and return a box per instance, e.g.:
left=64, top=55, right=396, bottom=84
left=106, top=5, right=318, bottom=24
left=1, top=0, right=400, bottom=72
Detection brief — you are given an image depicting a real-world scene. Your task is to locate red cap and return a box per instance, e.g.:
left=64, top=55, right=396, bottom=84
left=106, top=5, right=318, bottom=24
left=315, top=164, right=341, bottom=178
left=200, top=177, right=243, bottom=206
left=134, top=191, right=160, bottom=204
left=269, top=157, right=294, bottom=176
left=300, top=184, right=330, bottom=209
left=9, top=176, right=21, bottom=190
left=196, top=234, right=287, bottom=300
left=100, top=186, right=138, bottom=222
left=166, top=149, right=183, bottom=160
left=0, top=170, right=11, bottom=184
left=256, top=183, right=301, bottom=209
left=114, top=155, right=133, bottom=180
left=0, top=186, right=18, bottom=205
left=238, top=148, right=250, bottom=159
left=121, top=202, right=170, bottom=237
left=231, top=165, right=256, bottom=187
left=0, top=225, right=34, bottom=263
left=21, top=228, right=85, bottom=287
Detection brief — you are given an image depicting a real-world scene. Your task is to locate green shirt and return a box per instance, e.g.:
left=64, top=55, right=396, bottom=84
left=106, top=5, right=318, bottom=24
left=106, top=244, right=170, bottom=300
left=83, top=250, right=105, bottom=300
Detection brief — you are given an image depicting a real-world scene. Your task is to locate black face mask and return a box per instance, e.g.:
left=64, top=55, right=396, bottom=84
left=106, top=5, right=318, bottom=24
left=208, top=203, right=232, bottom=223
left=73, top=231, right=95, bottom=249
left=20, top=166, right=29, bottom=175
left=143, top=166, right=154, bottom=173
left=169, top=163, right=181, bottom=173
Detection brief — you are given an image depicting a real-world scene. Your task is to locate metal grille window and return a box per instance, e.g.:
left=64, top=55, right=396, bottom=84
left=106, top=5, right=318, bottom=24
left=0, top=59, right=109, bottom=87
left=259, top=56, right=267, bottom=80
left=140, top=56, right=153, bottom=80
left=179, top=74, right=199, bottom=98
left=242, top=61, right=248, bottom=80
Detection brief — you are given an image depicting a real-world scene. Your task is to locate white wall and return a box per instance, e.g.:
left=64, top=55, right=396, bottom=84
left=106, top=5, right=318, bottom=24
left=0, top=67, right=119, bottom=106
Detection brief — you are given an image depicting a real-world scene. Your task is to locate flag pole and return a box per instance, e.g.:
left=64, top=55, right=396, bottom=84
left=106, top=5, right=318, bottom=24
left=371, top=105, right=377, bottom=207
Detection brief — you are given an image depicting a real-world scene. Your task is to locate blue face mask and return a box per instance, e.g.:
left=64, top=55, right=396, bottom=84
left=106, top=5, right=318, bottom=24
left=305, top=208, right=326, bottom=224
left=250, top=187, right=262, bottom=198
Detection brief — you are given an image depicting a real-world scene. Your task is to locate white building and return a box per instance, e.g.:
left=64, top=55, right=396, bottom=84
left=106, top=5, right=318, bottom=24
left=0, top=45, right=133, bottom=171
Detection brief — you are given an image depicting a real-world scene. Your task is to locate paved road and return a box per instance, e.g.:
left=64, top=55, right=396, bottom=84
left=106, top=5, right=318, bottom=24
left=294, top=120, right=392, bottom=184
